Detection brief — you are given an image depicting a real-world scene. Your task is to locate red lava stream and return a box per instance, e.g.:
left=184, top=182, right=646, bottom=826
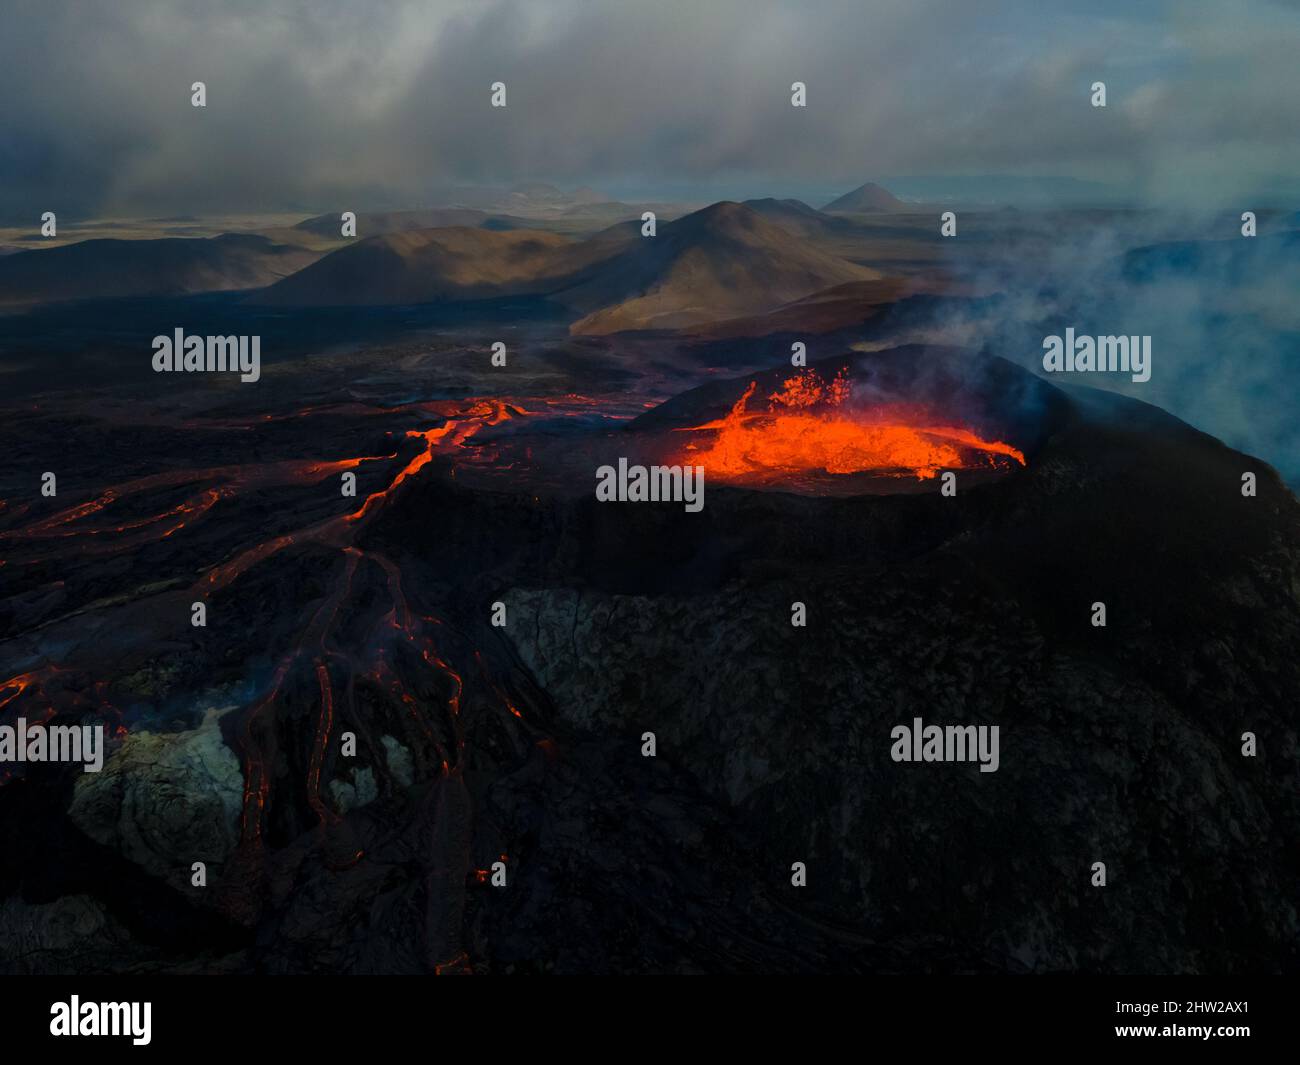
left=0, top=397, right=544, bottom=970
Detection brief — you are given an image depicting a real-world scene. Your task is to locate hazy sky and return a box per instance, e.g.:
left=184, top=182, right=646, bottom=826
left=4, top=0, right=1299, bottom=218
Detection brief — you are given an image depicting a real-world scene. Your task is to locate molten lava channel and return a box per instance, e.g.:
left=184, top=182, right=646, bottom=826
left=675, top=370, right=1026, bottom=483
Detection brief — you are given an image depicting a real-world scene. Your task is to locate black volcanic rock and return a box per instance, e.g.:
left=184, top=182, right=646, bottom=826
left=478, top=371, right=1300, bottom=972
left=346, top=348, right=1300, bottom=973
left=2, top=345, right=1295, bottom=974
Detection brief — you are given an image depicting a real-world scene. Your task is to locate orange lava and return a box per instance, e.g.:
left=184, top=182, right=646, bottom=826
left=676, top=370, right=1025, bottom=482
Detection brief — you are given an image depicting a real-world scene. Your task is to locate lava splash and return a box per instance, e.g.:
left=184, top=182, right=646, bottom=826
left=675, top=369, right=1026, bottom=484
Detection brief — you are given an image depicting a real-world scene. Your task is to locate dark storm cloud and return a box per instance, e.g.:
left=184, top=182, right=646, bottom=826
left=2, top=0, right=1299, bottom=217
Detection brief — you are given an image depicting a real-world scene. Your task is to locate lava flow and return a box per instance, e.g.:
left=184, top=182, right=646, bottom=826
left=0, top=394, right=568, bottom=971
left=675, top=369, right=1026, bottom=483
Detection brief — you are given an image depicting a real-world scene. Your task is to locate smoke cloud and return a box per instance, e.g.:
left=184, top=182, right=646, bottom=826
left=3, top=0, right=1300, bottom=218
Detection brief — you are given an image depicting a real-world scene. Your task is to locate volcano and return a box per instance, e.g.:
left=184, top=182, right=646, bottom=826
left=821, top=181, right=909, bottom=213
left=0, top=337, right=1297, bottom=975
left=671, top=368, right=1026, bottom=486
left=609, top=345, right=1055, bottom=496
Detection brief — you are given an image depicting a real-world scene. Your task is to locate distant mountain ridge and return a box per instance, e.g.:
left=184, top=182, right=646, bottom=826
left=293, top=208, right=529, bottom=239
left=248, top=228, right=593, bottom=306
left=0, top=196, right=908, bottom=333
left=254, top=200, right=883, bottom=334
left=0, top=234, right=319, bottom=306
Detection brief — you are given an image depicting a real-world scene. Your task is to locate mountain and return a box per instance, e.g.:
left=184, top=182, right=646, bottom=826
left=562, top=201, right=882, bottom=334
left=250, top=227, right=618, bottom=306
left=293, top=208, right=527, bottom=239
left=740, top=198, right=856, bottom=240
left=821, top=182, right=908, bottom=213
left=254, top=201, right=883, bottom=332
left=0, top=234, right=320, bottom=306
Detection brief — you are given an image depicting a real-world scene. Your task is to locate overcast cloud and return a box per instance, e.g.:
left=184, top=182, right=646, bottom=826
left=3, top=0, right=1299, bottom=218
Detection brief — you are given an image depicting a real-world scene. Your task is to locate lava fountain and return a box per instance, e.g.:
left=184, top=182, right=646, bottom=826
left=674, top=369, right=1026, bottom=485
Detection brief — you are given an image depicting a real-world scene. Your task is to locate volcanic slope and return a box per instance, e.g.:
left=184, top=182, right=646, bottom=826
left=562, top=201, right=883, bottom=334
left=0, top=234, right=321, bottom=306
left=734, top=197, right=854, bottom=240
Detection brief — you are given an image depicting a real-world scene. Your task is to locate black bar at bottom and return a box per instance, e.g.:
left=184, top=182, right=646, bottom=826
left=0, top=975, right=1286, bottom=1053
